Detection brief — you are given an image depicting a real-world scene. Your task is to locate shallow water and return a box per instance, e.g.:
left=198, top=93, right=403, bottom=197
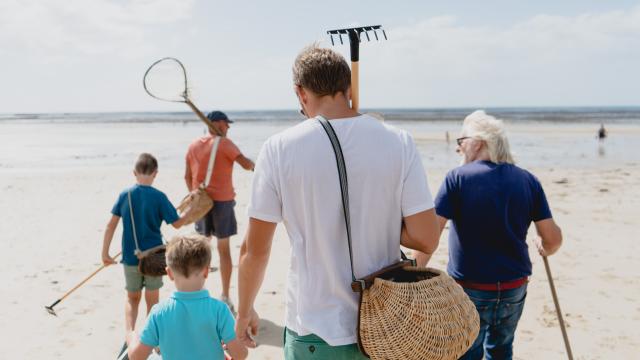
left=0, top=113, right=637, bottom=172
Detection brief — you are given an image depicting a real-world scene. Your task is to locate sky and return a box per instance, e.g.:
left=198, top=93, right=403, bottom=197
left=1, top=0, right=639, bottom=113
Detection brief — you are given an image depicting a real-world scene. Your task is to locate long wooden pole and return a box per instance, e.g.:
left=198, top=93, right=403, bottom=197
left=184, top=99, right=224, bottom=137
left=543, top=256, right=574, bottom=360
left=350, top=61, right=359, bottom=112
left=46, top=251, right=122, bottom=315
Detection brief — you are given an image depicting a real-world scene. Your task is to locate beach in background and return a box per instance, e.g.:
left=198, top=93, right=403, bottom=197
left=1, top=108, right=639, bottom=359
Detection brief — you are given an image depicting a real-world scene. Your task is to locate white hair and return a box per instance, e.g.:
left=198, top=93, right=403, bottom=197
left=463, top=110, right=515, bottom=164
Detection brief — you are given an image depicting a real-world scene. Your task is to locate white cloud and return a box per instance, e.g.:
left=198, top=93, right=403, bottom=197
left=358, top=6, right=640, bottom=107
left=0, top=0, right=195, bottom=61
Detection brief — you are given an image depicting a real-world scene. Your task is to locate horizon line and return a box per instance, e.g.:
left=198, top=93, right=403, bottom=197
left=3, top=105, right=640, bottom=116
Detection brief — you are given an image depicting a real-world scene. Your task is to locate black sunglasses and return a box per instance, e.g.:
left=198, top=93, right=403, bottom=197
left=456, top=137, right=470, bottom=146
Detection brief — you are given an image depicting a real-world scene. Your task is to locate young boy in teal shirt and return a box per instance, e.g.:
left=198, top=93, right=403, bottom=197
left=126, top=235, right=247, bottom=360
left=102, top=153, right=187, bottom=332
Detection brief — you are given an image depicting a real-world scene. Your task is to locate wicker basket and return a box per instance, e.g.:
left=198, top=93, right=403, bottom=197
left=358, top=267, right=479, bottom=360
left=176, top=185, right=213, bottom=225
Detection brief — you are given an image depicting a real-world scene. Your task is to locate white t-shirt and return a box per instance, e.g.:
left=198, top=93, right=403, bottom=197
left=248, top=114, right=434, bottom=346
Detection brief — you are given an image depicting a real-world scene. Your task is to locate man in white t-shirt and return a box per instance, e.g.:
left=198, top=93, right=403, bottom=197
left=236, top=45, right=440, bottom=359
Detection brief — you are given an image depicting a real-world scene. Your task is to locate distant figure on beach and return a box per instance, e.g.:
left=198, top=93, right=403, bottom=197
left=598, top=123, right=607, bottom=142
left=184, top=110, right=254, bottom=312
left=101, top=153, right=188, bottom=334
left=420, top=110, right=563, bottom=360
left=235, top=45, right=440, bottom=358
left=126, top=235, right=247, bottom=360
left=445, top=130, right=450, bottom=144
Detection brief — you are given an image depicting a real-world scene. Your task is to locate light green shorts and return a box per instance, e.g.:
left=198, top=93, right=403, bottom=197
left=123, top=265, right=163, bottom=292
left=284, top=328, right=367, bottom=360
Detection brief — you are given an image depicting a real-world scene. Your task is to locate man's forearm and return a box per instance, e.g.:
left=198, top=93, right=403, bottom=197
left=237, top=250, right=270, bottom=318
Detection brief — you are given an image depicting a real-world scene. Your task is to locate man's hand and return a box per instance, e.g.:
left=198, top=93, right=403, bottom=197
left=102, top=253, right=117, bottom=266
left=235, top=308, right=260, bottom=348
left=533, top=237, right=547, bottom=256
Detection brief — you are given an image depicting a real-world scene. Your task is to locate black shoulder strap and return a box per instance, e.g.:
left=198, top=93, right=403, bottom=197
left=316, top=116, right=359, bottom=286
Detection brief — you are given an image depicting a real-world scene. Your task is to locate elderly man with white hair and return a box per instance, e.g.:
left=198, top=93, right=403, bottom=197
left=418, top=110, right=563, bottom=360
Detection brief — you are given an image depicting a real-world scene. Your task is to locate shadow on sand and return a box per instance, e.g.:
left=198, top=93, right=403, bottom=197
left=255, top=318, right=285, bottom=348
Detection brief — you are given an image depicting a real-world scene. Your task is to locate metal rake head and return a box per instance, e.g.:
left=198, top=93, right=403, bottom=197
left=326, top=25, right=387, bottom=62
left=327, top=25, right=387, bottom=46
left=45, top=305, right=58, bottom=316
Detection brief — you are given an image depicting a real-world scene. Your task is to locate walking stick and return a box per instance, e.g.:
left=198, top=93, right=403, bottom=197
left=543, top=256, right=574, bottom=360
left=45, top=251, right=122, bottom=316
left=327, top=25, right=387, bottom=112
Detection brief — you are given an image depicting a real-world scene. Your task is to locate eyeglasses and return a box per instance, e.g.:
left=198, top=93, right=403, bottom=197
left=456, top=137, right=471, bottom=146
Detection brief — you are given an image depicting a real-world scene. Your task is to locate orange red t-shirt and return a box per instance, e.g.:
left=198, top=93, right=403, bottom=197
left=186, top=135, right=241, bottom=201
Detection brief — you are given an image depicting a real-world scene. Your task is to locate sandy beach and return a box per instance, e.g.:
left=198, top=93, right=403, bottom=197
left=1, top=119, right=639, bottom=359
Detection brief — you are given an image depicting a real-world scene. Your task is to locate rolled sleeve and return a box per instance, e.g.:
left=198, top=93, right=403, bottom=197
left=247, top=141, right=282, bottom=223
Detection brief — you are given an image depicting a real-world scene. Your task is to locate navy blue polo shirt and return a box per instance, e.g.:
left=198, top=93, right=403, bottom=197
left=435, top=160, right=552, bottom=283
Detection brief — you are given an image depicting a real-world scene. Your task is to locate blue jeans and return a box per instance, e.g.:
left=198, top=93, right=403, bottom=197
left=459, top=284, right=527, bottom=360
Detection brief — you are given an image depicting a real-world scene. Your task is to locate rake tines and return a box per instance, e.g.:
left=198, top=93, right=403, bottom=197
left=325, top=25, right=387, bottom=112
left=327, top=25, right=387, bottom=47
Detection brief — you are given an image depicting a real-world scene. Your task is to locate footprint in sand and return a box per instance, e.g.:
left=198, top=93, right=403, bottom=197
left=519, top=329, right=534, bottom=342
left=539, top=304, right=572, bottom=328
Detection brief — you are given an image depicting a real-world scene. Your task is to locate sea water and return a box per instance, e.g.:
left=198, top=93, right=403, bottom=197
left=0, top=108, right=638, bottom=172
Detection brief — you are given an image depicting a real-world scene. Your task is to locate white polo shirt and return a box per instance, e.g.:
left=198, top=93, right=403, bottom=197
left=248, top=114, right=434, bottom=346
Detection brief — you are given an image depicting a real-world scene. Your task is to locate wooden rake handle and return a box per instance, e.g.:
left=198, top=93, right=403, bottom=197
left=350, top=61, right=359, bottom=112
left=57, top=251, right=122, bottom=303
left=543, top=256, right=574, bottom=360
left=184, top=99, right=224, bottom=137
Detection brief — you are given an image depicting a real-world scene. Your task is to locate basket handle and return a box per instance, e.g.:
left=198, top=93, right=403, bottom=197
left=317, top=116, right=412, bottom=292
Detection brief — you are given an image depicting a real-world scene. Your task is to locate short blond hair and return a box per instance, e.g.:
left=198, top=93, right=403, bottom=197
left=463, top=110, right=515, bottom=164
left=292, top=44, right=351, bottom=97
left=166, top=234, right=211, bottom=277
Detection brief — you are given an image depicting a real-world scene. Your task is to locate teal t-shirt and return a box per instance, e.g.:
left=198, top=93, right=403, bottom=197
left=111, top=184, right=179, bottom=265
left=140, top=290, right=236, bottom=360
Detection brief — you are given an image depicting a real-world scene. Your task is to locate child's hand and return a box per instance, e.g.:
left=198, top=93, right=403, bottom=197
left=102, top=253, right=117, bottom=266
left=235, top=308, right=259, bottom=348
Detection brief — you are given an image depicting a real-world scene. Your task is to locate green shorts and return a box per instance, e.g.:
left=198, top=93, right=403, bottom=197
left=123, top=265, right=163, bottom=292
left=284, top=328, right=367, bottom=360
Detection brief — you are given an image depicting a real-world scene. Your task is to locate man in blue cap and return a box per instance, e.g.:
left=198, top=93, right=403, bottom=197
left=184, top=110, right=254, bottom=312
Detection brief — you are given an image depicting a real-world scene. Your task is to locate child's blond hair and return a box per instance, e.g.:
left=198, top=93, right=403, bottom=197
left=166, top=234, right=211, bottom=277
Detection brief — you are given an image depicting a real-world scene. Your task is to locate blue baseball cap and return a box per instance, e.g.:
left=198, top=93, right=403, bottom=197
left=206, top=110, right=233, bottom=123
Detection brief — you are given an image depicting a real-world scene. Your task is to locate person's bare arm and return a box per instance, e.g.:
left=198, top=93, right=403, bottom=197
left=126, top=331, right=153, bottom=360
left=102, top=215, right=120, bottom=265
left=236, top=218, right=277, bottom=348
left=534, top=218, right=563, bottom=256
left=225, top=339, right=248, bottom=360
left=414, top=215, right=448, bottom=266
left=401, top=209, right=440, bottom=267
left=235, top=154, right=255, bottom=171
left=171, top=214, right=188, bottom=229
left=184, top=159, right=193, bottom=191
